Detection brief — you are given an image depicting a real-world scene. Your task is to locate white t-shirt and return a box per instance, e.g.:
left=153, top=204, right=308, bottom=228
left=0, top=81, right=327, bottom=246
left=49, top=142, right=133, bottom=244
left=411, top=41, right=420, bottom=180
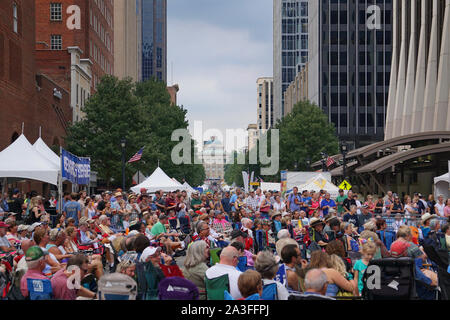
left=273, top=202, right=286, bottom=212
left=435, top=202, right=445, bottom=217
left=262, top=279, right=290, bottom=300
left=205, top=263, right=242, bottom=299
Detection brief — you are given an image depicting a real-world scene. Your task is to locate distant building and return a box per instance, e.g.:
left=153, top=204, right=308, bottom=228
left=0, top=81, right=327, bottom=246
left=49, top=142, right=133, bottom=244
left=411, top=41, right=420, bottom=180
left=257, top=77, right=274, bottom=131
left=284, top=64, right=308, bottom=116
left=273, top=0, right=309, bottom=122
left=141, top=0, right=167, bottom=82
left=114, top=0, right=141, bottom=82
left=201, top=137, right=226, bottom=182
left=247, top=124, right=259, bottom=152
left=167, top=84, right=179, bottom=105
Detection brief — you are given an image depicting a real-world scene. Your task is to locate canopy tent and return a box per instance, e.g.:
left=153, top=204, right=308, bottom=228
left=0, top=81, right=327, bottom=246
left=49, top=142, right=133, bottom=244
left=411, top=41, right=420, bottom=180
left=182, top=181, right=196, bottom=194
left=130, top=167, right=187, bottom=194
left=0, top=134, right=59, bottom=185
left=434, top=172, right=449, bottom=199
left=132, top=171, right=147, bottom=185
left=295, top=173, right=343, bottom=198
left=172, top=177, right=182, bottom=185
left=33, top=137, right=61, bottom=167
left=260, top=182, right=281, bottom=192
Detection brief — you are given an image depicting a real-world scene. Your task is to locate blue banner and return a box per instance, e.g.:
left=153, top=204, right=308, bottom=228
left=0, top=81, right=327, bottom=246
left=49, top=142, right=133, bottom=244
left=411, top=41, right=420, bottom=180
left=61, top=148, right=90, bottom=185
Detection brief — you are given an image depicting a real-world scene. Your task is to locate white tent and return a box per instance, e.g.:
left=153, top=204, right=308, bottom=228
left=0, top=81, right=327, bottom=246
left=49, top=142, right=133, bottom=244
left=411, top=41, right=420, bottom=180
left=182, top=181, right=196, bottom=194
left=296, top=173, right=342, bottom=198
left=172, top=177, right=182, bottom=185
left=260, top=182, right=281, bottom=192
left=132, top=171, right=147, bottom=185
left=33, top=137, right=61, bottom=167
left=0, top=134, right=59, bottom=185
left=130, top=167, right=186, bottom=194
left=434, top=172, right=449, bottom=199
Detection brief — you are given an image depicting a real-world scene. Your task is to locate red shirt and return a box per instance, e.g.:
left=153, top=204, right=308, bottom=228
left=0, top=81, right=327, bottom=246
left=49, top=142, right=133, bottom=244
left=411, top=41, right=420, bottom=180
left=51, top=269, right=77, bottom=300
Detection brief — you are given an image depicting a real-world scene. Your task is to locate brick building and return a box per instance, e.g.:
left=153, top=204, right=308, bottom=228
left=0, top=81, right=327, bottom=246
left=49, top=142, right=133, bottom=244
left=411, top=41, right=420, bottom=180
left=0, top=0, right=71, bottom=194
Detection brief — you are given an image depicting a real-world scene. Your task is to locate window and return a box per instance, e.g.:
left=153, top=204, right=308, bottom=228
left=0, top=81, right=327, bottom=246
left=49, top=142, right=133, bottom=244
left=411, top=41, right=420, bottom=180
left=13, top=3, right=18, bottom=33
left=50, top=3, right=62, bottom=21
left=51, top=35, right=62, bottom=50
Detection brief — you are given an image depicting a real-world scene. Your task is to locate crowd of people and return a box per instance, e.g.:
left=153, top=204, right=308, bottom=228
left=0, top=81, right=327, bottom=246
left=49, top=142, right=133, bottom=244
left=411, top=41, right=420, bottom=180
left=0, top=186, right=449, bottom=300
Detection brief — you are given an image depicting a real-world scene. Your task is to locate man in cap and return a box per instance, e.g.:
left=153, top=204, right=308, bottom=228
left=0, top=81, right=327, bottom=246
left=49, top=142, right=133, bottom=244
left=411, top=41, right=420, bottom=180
left=17, top=224, right=30, bottom=240
left=0, top=221, right=15, bottom=252
left=20, top=246, right=49, bottom=298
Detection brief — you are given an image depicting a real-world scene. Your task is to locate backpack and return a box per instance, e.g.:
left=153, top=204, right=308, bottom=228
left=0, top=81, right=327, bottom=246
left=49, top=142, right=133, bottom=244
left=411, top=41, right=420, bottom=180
left=98, top=273, right=137, bottom=300
left=158, top=276, right=199, bottom=300
left=261, top=283, right=278, bottom=300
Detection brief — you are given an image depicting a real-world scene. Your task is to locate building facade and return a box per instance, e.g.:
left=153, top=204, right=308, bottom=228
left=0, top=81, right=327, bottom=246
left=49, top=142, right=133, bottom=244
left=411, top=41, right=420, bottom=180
left=0, top=0, right=71, bottom=151
left=257, top=77, right=274, bottom=131
left=201, top=137, right=226, bottom=182
left=114, top=0, right=141, bottom=82
left=273, top=0, right=309, bottom=122
left=308, top=0, right=393, bottom=149
left=247, top=124, right=259, bottom=152
left=284, top=63, right=308, bottom=115
left=141, top=0, right=167, bottom=82
left=385, top=0, right=450, bottom=139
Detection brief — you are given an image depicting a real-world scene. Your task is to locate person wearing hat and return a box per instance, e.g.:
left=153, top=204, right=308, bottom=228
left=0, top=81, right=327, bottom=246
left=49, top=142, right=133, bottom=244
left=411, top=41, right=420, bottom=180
left=19, top=246, right=49, bottom=298
left=0, top=221, right=15, bottom=252
left=420, top=213, right=437, bottom=239
left=17, top=224, right=30, bottom=240
left=309, top=217, right=328, bottom=248
left=270, top=211, right=283, bottom=237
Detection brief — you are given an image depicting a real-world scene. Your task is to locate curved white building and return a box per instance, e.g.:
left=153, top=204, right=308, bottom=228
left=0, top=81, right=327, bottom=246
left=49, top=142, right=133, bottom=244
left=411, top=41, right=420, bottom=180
left=385, top=0, right=450, bottom=139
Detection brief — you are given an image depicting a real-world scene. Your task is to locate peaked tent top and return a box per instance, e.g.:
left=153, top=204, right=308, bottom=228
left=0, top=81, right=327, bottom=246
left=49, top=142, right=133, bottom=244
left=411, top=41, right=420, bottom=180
left=182, top=181, right=196, bottom=194
left=130, top=167, right=186, bottom=193
left=0, top=134, right=59, bottom=185
left=33, top=137, right=61, bottom=168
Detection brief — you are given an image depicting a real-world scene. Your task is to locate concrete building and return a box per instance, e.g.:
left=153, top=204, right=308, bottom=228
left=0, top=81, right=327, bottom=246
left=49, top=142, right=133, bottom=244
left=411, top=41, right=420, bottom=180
left=114, top=0, right=141, bottom=82
left=201, top=137, right=226, bottom=182
left=385, top=0, right=450, bottom=139
left=257, top=77, right=274, bottom=131
left=0, top=0, right=71, bottom=151
left=141, top=0, right=167, bottom=82
left=284, top=63, right=308, bottom=116
left=308, top=0, right=393, bottom=149
left=247, top=124, right=259, bottom=152
left=273, top=0, right=309, bottom=123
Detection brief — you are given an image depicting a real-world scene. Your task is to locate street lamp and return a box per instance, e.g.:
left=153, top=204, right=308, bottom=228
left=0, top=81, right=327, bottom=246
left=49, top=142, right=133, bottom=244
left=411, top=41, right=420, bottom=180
left=305, top=156, right=311, bottom=171
left=340, top=142, right=348, bottom=180
left=121, top=138, right=126, bottom=191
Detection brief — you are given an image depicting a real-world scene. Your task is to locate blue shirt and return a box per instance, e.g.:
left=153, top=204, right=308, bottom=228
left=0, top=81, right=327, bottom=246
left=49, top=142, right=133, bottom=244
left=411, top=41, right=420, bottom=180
left=288, top=193, right=301, bottom=212
left=63, top=201, right=81, bottom=225
left=320, top=199, right=336, bottom=216
left=300, top=196, right=311, bottom=212
left=230, top=194, right=238, bottom=211
left=221, top=198, right=231, bottom=213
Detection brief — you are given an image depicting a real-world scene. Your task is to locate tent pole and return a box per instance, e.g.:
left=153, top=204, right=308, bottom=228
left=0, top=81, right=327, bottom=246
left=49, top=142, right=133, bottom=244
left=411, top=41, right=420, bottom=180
left=58, top=146, right=63, bottom=214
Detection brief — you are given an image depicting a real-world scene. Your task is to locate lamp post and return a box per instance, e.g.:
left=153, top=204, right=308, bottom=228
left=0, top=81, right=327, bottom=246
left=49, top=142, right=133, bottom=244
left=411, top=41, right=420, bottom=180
left=121, top=138, right=126, bottom=191
left=305, top=156, right=311, bottom=171
left=340, top=142, right=348, bottom=180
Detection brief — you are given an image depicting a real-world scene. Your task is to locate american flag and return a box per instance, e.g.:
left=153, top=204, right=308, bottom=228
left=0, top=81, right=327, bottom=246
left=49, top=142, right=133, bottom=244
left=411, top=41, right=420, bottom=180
left=326, top=156, right=335, bottom=167
left=128, top=147, right=144, bottom=163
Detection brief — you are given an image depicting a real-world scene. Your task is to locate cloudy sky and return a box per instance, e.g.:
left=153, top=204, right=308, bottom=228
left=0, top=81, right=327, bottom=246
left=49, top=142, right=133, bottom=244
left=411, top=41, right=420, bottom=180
left=167, top=0, right=273, bottom=151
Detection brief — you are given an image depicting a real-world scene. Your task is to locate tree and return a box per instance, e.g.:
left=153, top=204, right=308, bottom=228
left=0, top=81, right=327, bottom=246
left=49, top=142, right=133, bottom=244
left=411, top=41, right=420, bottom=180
left=65, top=76, right=206, bottom=189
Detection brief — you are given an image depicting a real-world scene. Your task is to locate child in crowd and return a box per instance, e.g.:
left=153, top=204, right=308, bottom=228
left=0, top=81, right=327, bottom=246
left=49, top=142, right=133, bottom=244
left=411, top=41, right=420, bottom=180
left=353, top=241, right=377, bottom=295
left=393, top=214, right=404, bottom=233
left=122, top=213, right=130, bottom=231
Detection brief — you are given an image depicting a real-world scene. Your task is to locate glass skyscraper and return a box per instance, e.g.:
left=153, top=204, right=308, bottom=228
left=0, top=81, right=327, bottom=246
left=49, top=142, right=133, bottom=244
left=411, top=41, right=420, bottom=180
left=141, top=0, right=167, bottom=82
left=274, top=0, right=309, bottom=122
left=308, top=0, right=393, bottom=149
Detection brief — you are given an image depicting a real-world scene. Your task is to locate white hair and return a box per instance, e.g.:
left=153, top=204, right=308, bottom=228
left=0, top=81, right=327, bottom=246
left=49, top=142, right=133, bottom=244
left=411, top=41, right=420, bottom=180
left=304, top=268, right=328, bottom=291
left=241, top=218, right=253, bottom=228
left=277, top=229, right=290, bottom=240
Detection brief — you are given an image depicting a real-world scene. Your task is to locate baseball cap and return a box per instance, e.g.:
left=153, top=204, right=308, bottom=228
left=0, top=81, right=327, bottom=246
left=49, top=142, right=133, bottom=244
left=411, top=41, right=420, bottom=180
left=25, top=246, right=46, bottom=261
left=28, top=222, right=42, bottom=232
left=17, top=224, right=29, bottom=232
left=230, top=229, right=248, bottom=240
left=390, top=240, right=410, bottom=258
left=140, top=246, right=161, bottom=262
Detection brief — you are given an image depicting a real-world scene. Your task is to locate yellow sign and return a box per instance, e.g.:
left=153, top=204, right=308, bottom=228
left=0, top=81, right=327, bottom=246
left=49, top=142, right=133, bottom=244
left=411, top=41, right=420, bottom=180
left=313, top=178, right=327, bottom=190
left=338, top=180, right=352, bottom=190
left=250, top=182, right=260, bottom=186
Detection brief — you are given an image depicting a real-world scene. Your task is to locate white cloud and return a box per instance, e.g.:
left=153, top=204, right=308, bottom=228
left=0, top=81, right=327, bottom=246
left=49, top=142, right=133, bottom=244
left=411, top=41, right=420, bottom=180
left=167, top=18, right=272, bottom=152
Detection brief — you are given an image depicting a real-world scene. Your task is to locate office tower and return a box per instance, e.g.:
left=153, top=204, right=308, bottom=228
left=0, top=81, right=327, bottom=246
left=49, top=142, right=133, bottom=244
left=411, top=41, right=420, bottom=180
left=257, top=77, right=274, bottom=131
left=308, top=0, right=393, bottom=148
left=274, top=0, right=309, bottom=122
left=385, top=0, right=450, bottom=139
left=114, top=0, right=141, bottom=82
left=141, top=0, right=167, bottom=82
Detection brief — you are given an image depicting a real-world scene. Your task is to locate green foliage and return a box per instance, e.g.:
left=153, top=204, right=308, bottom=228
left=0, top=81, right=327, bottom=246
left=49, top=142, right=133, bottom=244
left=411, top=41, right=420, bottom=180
left=224, top=100, right=339, bottom=185
left=65, top=76, right=205, bottom=188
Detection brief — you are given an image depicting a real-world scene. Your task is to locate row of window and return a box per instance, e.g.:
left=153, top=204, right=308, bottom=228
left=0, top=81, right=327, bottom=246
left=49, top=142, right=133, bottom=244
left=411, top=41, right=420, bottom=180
left=330, top=113, right=386, bottom=129
left=322, top=92, right=389, bottom=108
left=90, top=9, right=112, bottom=54
left=76, top=84, right=90, bottom=108
left=324, top=72, right=391, bottom=87
left=93, top=0, right=113, bottom=28
left=323, top=30, right=392, bottom=46
left=90, top=40, right=112, bottom=74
